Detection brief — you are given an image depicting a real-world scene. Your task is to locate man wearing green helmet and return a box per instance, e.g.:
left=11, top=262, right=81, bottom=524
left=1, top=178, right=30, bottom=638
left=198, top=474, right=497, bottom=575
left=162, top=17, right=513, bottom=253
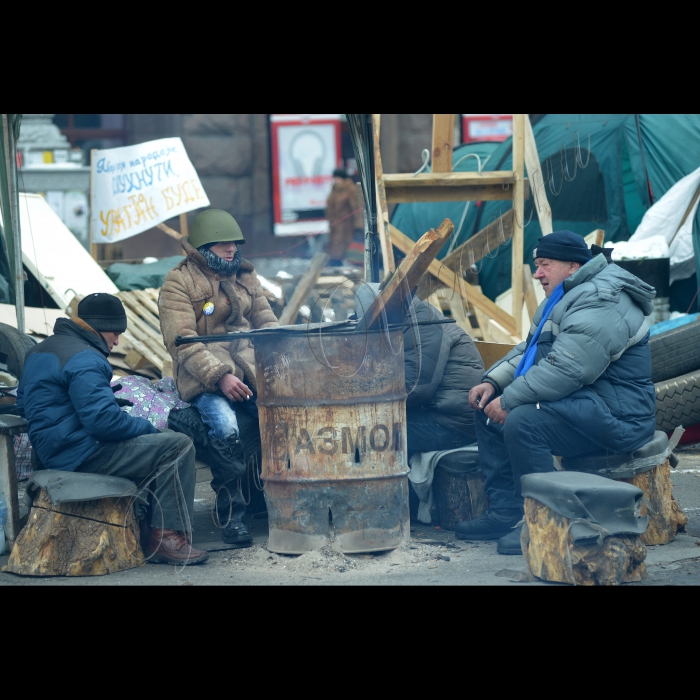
left=159, top=209, right=279, bottom=547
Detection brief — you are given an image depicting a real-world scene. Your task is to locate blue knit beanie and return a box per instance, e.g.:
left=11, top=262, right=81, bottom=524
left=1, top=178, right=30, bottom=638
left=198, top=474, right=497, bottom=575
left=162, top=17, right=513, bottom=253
left=533, top=230, right=592, bottom=264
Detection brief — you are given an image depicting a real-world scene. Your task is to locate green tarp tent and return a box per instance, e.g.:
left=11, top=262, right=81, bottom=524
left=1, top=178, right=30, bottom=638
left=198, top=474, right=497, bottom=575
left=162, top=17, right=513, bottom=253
left=391, top=114, right=700, bottom=309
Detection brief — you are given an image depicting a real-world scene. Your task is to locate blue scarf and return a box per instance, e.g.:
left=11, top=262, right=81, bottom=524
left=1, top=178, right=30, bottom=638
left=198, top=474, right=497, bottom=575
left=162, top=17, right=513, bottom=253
left=514, top=281, right=565, bottom=379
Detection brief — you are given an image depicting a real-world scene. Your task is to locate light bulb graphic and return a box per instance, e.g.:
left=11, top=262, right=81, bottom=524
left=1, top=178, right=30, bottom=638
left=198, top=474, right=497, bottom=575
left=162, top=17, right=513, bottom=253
left=289, top=130, right=326, bottom=178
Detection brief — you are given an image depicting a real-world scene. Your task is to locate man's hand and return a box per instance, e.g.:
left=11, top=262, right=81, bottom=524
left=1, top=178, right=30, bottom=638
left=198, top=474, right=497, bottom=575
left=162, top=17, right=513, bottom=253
left=469, top=382, right=495, bottom=410
left=484, top=400, right=508, bottom=425
left=217, top=373, right=252, bottom=402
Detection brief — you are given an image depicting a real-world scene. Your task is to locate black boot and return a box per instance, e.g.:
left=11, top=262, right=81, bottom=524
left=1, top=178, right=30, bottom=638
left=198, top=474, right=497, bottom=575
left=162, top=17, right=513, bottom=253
left=222, top=521, right=253, bottom=547
left=214, top=481, right=252, bottom=547
left=497, top=524, right=524, bottom=555
left=455, top=509, right=523, bottom=541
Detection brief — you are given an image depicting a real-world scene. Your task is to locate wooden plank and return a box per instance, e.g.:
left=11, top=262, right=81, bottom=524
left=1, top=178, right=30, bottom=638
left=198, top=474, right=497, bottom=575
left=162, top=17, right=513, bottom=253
left=431, top=114, right=455, bottom=173
left=361, top=219, right=453, bottom=330
left=512, top=114, right=525, bottom=338
left=157, top=222, right=184, bottom=240
left=383, top=171, right=518, bottom=188
left=132, top=288, right=161, bottom=317
left=385, top=184, right=526, bottom=204
left=522, top=264, right=539, bottom=322
left=447, top=294, right=479, bottom=338
left=524, top=114, right=553, bottom=236
left=179, top=212, right=189, bottom=238
left=373, top=114, right=396, bottom=275
left=441, top=210, right=514, bottom=272
left=119, top=295, right=165, bottom=349
left=584, top=229, right=605, bottom=247
left=119, top=292, right=162, bottom=337
left=474, top=340, right=517, bottom=370
left=278, top=253, right=330, bottom=325
left=124, top=348, right=156, bottom=371
left=120, top=308, right=170, bottom=362
left=390, top=224, right=518, bottom=336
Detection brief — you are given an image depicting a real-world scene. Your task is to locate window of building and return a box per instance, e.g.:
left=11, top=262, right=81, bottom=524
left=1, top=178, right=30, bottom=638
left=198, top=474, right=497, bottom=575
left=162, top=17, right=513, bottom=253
left=53, top=114, right=126, bottom=154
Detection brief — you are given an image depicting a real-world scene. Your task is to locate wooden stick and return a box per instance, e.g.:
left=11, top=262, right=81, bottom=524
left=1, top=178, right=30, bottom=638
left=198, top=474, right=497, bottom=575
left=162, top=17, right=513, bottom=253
left=373, top=114, right=396, bottom=275
left=432, top=114, right=455, bottom=173
left=89, top=148, right=99, bottom=261
left=278, top=252, right=330, bottom=325
left=390, top=224, right=518, bottom=336
left=524, top=115, right=553, bottom=236
left=584, top=229, right=605, bottom=248
left=179, top=212, right=189, bottom=238
left=157, top=222, right=184, bottom=240
left=522, top=264, right=539, bottom=323
left=362, top=219, right=453, bottom=330
left=441, top=210, right=514, bottom=272
left=512, top=114, right=525, bottom=338
left=670, top=182, right=700, bottom=245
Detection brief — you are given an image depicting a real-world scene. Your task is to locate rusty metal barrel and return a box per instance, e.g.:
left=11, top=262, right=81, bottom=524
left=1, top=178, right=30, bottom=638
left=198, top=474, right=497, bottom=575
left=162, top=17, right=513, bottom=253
left=252, top=322, right=409, bottom=554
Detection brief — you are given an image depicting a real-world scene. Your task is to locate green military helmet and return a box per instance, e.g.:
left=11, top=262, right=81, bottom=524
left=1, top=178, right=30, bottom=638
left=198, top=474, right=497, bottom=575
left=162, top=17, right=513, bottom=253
left=189, top=209, right=245, bottom=248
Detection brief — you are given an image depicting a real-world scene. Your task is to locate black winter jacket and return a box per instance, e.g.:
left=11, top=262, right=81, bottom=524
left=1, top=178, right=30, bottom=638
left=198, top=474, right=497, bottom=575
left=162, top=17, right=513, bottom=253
left=403, top=300, right=484, bottom=438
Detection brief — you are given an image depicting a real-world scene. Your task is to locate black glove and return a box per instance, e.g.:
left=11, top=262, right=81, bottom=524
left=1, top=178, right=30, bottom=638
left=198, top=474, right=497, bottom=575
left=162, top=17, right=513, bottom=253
left=115, top=397, right=134, bottom=408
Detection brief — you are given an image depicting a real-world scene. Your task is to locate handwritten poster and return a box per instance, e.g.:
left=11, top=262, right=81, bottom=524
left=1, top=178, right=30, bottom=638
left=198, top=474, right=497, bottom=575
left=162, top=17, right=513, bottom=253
left=90, top=137, right=209, bottom=243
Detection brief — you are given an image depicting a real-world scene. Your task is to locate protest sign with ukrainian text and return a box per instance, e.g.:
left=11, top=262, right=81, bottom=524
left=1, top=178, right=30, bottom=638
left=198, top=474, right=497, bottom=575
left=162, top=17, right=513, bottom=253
left=90, top=137, right=209, bottom=243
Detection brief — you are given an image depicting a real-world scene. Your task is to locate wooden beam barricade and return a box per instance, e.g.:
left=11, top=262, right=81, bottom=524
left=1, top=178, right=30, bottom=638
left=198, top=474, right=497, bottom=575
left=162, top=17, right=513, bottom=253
left=522, top=264, right=539, bottom=323
left=372, top=114, right=396, bottom=275
left=361, top=219, right=453, bottom=330
left=156, top=222, right=184, bottom=241
left=441, top=210, right=514, bottom=272
left=431, top=114, right=455, bottom=173
left=511, top=114, right=525, bottom=338
left=389, top=223, right=518, bottom=337
left=278, top=252, right=330, bottom=325
left=524, top=115, right=553, bottom=236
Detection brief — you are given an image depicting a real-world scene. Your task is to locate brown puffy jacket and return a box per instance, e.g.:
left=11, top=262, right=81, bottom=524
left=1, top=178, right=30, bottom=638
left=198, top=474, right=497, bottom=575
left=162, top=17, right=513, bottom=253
left=159, top=239, right=279, bottom=402
left=325, top=178, right=363, bottom=260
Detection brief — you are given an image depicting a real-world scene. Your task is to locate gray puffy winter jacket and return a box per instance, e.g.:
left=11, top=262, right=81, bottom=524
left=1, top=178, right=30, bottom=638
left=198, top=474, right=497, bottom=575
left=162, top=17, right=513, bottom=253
left=404, top=300, right=484, bottom=438
left=484, top=254, right=657, bottom=453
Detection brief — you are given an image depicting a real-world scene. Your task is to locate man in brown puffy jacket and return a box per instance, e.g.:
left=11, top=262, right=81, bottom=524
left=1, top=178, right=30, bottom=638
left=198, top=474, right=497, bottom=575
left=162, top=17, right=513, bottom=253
left=159, top=209, right=278, bottom=546
left=325, top=168, right=364, bottom=266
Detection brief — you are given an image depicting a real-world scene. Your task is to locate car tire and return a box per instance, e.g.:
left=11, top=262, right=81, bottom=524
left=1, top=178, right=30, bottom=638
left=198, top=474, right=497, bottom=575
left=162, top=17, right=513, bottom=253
left=649, top=320, right=700, bottom=384
left=0, top=322, right=36, bottom=379
left=655, top=369, right=700, bottom=433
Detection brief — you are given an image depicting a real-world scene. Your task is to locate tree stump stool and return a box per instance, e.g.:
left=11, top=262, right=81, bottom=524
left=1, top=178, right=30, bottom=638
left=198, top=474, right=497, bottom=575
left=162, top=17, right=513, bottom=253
left=520, top=472, right=649, bottom=586
left=431, top=447, right=488, bottom=530
left=0, top=414, right=27, bottom=547
left=4, top=471, right=145, bottom=577
left=523, top=498, right=647, bottom=585
left=561, top=430, right=687, bottom=546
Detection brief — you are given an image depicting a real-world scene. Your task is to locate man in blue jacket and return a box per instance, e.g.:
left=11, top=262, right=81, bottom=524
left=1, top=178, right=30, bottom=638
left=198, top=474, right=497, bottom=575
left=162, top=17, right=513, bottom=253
left=17, top=293, right=208, bottom=565
left=456, top=231, right=657, bottom=554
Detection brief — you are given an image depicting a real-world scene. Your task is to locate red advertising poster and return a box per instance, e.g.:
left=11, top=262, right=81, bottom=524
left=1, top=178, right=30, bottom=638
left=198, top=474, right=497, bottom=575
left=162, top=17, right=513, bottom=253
left=461, top=114, right=513, bottom=143
left=270, top=114, right=343, bottom=236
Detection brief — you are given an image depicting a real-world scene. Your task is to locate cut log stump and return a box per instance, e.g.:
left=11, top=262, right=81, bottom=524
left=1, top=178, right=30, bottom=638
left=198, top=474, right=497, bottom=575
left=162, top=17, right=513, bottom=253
left=523, top=498, right=647, bottom=586
left=620, top=460, right=687, bottom=545
left=4, top=488, right=144, bottom=577
left=433, top=468, right=488, bottom=530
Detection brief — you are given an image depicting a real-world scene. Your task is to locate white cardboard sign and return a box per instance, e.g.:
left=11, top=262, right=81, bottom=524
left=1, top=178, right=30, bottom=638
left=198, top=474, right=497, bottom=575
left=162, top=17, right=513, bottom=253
left=90, top=137, right=209, bottom=244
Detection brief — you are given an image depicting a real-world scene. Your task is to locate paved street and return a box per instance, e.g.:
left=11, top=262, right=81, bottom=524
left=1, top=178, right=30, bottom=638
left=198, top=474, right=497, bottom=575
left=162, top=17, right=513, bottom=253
left=2, top=446, right=699, bottom=586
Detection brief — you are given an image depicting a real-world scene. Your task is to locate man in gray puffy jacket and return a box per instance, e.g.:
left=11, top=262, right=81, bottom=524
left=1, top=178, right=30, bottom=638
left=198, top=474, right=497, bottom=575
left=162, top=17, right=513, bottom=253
left=455, top=231, right=657, bottom=554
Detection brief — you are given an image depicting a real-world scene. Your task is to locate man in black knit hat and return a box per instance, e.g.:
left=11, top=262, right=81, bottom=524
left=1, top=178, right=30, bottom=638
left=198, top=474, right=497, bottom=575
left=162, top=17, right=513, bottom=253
left=17, top=293, right=208, bottom=565
left=456, top=231, right=657, bottom=554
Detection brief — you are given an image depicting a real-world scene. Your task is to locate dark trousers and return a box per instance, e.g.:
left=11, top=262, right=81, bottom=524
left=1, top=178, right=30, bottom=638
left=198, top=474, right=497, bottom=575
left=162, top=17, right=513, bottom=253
left=78, top=430, right=196, bottom=531
left=474, top=403, right=604, bottom=512
left=406, top=409, right=475, bottom=460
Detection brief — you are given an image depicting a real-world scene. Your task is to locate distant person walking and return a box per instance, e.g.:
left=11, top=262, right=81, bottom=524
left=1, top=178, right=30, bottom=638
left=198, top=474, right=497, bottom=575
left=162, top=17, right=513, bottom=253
left=325, top=168, right=364, bottom=266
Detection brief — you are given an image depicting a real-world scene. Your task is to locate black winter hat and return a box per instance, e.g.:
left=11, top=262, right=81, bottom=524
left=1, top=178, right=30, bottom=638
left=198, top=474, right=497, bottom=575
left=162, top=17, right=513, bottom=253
left=533, top=230, right=592, bottom=264
left=78, top=293, right=127, bottom=333
left=333, top=167, right=350, bottom=179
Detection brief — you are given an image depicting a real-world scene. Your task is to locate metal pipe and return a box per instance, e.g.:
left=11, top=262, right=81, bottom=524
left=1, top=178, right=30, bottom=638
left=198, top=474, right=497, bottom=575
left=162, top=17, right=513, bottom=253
left=1, top=115, right=24, bottom=333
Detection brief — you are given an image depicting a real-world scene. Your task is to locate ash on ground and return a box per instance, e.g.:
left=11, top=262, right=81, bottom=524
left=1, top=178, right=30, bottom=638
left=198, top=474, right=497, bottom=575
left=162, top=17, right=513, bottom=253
left=220, top=534, right=475, bottom=576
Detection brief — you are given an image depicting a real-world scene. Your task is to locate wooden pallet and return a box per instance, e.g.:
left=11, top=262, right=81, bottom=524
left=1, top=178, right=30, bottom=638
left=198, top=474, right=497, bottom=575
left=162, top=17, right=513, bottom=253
left=115, top=288, right=170, bottom=374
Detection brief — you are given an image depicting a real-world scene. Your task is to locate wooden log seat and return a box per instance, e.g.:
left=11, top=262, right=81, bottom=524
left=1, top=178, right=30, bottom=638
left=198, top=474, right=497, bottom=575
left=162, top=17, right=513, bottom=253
left=432, top=447, right=489, bottom=530
left=560, top=430, right=687, bottom=545
left=520, top=472, right=649, bottom=586
left=4, top=470, right=145, bottom=577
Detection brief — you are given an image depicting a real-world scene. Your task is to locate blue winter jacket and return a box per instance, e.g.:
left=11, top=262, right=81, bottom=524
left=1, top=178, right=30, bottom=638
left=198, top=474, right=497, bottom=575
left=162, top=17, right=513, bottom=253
left=483, top=255, right=657, bottom=453
left=16, top=318, right=157, bottom=471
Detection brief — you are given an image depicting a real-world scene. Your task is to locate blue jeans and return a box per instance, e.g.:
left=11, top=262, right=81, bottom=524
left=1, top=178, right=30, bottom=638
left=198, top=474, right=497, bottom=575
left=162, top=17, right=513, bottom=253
left=474, top=402, right=603, bottom=512
left=191, top=393, right=259, bottom=441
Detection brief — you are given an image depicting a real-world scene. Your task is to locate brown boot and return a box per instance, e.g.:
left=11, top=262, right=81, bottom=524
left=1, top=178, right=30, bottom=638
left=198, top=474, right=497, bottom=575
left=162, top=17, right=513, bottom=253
left=148, top=529, right=209, bottom=565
